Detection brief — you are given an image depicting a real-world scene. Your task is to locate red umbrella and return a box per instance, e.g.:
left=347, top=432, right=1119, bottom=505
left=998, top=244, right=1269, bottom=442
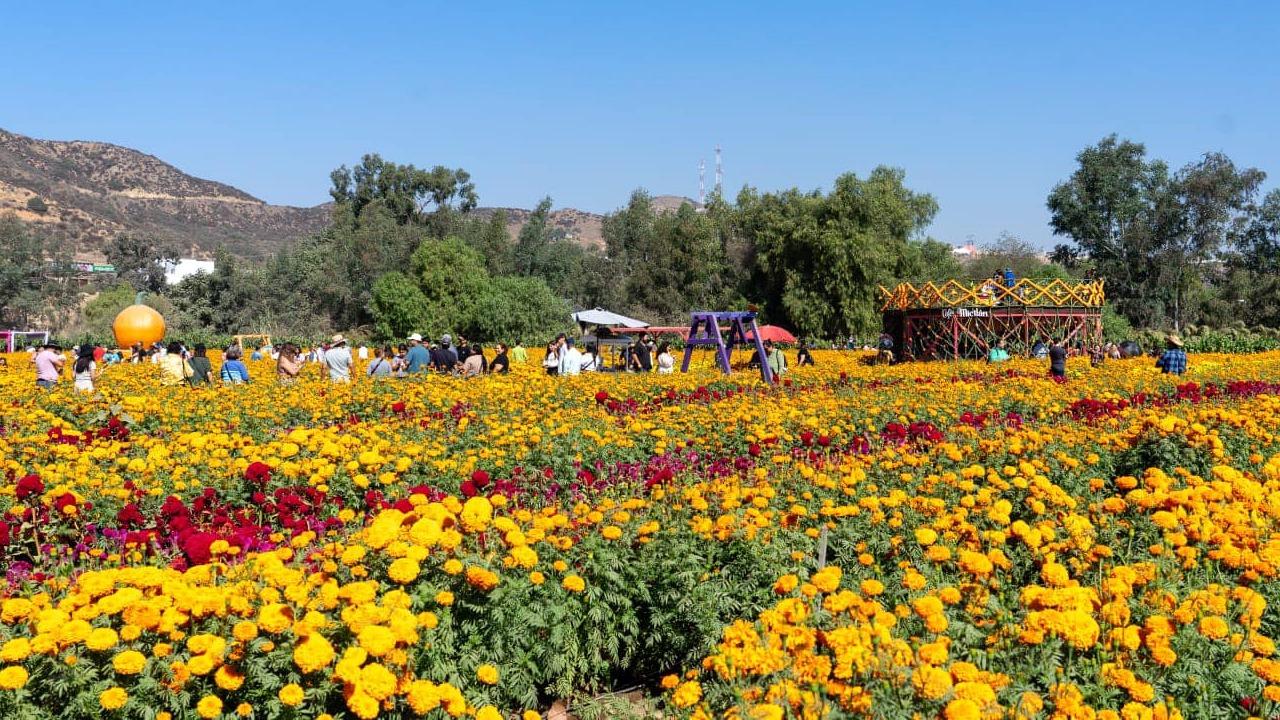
left=745, top=325, right=797, bottom=343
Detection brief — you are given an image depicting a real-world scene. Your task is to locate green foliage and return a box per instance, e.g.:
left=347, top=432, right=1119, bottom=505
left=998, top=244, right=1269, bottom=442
left=1101, top=305, right=1133, bottom=342
left=0, top=214, right=79, bottom=330
left=735, top=168, right=938, bottom=339
left=104, top=232, right=178, bottom=294
left=468, top=276, right=572, bottom=343
left=330, top=153, right=477, bottom=234
left=25, top=196, right=47, bottom=213
left=370, top=272, right=430, bottom=341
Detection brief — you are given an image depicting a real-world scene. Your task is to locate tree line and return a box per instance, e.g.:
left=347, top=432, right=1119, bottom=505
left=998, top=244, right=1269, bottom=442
left=3, top=136, right=1278, bottom=346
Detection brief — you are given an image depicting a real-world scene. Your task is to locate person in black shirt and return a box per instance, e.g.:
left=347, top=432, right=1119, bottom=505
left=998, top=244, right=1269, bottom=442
left=634, top=334, right=652, bottom=372
left=490, top=343, right=510, bottom=374
left=796, top=340, right=815, bottom=367
left=1048, top=338, right=1067, bottom=378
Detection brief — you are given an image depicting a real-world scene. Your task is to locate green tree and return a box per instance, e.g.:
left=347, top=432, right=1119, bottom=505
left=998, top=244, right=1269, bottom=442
left=0, top=214, right=79, bottom=331
left=464, top=210, right=514, bottom=276
left=330, top=154, right=477, bottom=235
left=1047, top=135, right=1175, bottom=327
left=410, top=236, right=491, bottom=336
left=105, top=233, right=179, bottom=294
left=370, top=272, right=430, bottom=341
left=1166, top=152, right=1265, bottom=329
left=469, top=275, right=572, bottom=343
left=734, top=168, right=938, bottom=338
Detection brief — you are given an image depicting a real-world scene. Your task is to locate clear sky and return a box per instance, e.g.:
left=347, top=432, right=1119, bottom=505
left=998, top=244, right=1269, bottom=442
left=4, top=1, right=1277, bottom=249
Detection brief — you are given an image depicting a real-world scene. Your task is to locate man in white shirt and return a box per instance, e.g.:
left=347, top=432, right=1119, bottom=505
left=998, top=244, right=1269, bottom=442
left=558, top=338, right=583, bottom=376
left=357, top=344, right=369, bottom=360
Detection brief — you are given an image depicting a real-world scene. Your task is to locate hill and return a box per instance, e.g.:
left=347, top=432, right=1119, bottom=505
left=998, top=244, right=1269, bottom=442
left=0, top=129, right=702, bottom=261
left=0, top=129, right=331, bottom=261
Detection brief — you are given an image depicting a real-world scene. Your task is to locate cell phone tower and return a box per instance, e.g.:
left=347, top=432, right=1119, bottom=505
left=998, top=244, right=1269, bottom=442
left=714, top=144, right=723, bottom=196
left=699, top=158, right=706, bottom=206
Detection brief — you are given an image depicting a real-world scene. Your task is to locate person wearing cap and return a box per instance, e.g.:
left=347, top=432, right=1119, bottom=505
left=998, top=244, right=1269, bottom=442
left=34, top=342, right=65, bottom=389
left=1155, top=335, right=1187, bottom=375
left=404, top=333, right=431, bottom=375
left=324, top=334, right=353, bottom=383
left=441, top=335, right=458, bottom=366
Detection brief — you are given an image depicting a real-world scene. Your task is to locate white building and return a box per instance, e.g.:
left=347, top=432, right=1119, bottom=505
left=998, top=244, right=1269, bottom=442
left=165, top=258, right=215, bottom=285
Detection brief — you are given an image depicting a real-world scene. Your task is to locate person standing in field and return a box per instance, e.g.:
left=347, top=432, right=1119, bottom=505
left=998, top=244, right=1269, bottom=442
left=510, top=340, right=528, bottom=365
left=276, top=343, right=303, bottom=384
left=324, top=334, right=353, bottom=383
left=158, top=341, right=194, bottom=386
left=34, top=342, right=65, bottom=389
left=73, top=345, right=99, bottom=392
left=1048, top=338, right=1067, bottom=379
left=1155, top=335, right=1188, bottom=375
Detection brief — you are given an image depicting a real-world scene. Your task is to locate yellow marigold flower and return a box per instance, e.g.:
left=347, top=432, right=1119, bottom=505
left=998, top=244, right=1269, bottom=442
left=943, top=697, right=982, bottom=720
left=359, top=662, right=398, bottom=701
left=0, top=666, right=29, bottom=690
left=553, top=560, right=569, bottom=572
left=773, top=574, right=799, bottom=594
left=671, top=680, right=702, bottom=708
left=1198, top=616, right=1229, bottom=640
left=357, top=625, right=397, bottom=658
left=257, top=603, right=294, bottom=634
left=661, top=674, right=680, bottom=689
left=601, top=525, right=623, bottom=540
left=99, top=686, right=128, bottom=710
left=913, top=664, right=953, bottom=700
left=477, top=664, right=500, bottom=685
left=915, top=527, right=938, bottom=545
left=293, top=633, right=336, bottom=674
left=233, top=621, right=258, bottom=642
left=913, top=596, right=944, bottom=618
left=112, top=649, right=147, bottom=675
left=860, top=579, right=885, bottom=596
left=466, top=566, right=500, bottom=591
left=562, top=575, right=586, bottom=593
left=346, top=688, right=380, bottom=720
left=811, top=566, right=842, bottom=593
left=279, top=683, right=305, bottom=707
left=85, top=627, right=120, bottom=651
left=196, top=695, right=222, bottom=719
left=530, top=571, right=546, bottom=585
left=215, top=665, right=245, bottom=691
left=523, top=711, right=542, bottom=720
left=436, top=591, right=455, bottom=606
left=442, top=559, right=463, bottom=575
left=388, top=557, right=421, bottom=584
left=939, top=586, right=962, bottom=605
left=236, top=703, right=252, bottom=717
left=0, top=638, right=31, bottom=663
left=459, top=496, right=494, bottom=533
left=406, top=679, right=441, bottom=714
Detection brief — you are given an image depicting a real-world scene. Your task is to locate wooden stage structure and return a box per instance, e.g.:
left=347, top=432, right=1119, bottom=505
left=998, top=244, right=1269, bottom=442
left=878, top=278, right=1105, bottom=361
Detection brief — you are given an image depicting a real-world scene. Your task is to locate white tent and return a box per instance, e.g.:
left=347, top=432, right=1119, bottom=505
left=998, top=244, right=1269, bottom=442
left=572, top=308, right=649, bottom=328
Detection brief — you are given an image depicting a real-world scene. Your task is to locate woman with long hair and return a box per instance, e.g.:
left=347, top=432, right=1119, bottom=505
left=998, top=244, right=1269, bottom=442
left=73, top=345, right=99, bottom=392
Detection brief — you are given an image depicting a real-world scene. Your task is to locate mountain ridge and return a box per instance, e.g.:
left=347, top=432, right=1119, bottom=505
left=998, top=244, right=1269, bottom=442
left=0, top=129, right=698, bottom=261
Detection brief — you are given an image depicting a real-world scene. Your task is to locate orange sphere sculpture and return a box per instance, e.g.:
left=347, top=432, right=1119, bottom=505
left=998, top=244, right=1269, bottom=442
left=113, top=297, right=166, bottom=350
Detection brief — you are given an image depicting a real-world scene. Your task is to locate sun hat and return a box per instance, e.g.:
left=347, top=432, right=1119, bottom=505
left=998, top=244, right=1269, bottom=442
left=331, top=334, right=347, bottom=345
left=1168, top=334, right=1183, bottom=347
left=441, top=334, right=452, bottom=344
left=407, top=333, right=423, bottom=342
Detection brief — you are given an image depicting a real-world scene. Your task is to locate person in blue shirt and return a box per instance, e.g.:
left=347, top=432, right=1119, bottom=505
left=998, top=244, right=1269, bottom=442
left=219, top=345, right=251, bottom=384
left=403, top=333, right=432, bottom=375
left=1155, top=335, right=1187, bottom=375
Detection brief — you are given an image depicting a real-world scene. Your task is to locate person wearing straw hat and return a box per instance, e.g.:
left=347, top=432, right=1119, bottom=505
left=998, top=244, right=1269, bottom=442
left=1155, top=334, right=1187, bottom=375
left=324, top=334, right=353, bottom=383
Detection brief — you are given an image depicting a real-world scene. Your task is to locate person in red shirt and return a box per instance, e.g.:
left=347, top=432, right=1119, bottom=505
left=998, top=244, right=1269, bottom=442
left=93, top=344, right=105, bottom=363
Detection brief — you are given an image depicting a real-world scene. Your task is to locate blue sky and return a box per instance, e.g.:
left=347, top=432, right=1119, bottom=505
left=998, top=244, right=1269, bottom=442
left=4, top=1, right=1277, bottom=249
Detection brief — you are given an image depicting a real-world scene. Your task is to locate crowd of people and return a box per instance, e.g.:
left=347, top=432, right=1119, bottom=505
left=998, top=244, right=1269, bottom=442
left=16, top=326, right=1189, bottom=393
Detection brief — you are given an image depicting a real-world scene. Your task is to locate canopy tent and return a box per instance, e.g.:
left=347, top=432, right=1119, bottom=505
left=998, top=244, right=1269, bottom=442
left=572, top=308, right=649, bottom=329
left=745, top=325, right=797, bottom=343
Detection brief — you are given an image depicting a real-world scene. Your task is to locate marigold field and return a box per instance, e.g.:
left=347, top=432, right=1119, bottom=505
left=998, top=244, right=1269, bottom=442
left=3, top=350, right=1280, bottom=720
